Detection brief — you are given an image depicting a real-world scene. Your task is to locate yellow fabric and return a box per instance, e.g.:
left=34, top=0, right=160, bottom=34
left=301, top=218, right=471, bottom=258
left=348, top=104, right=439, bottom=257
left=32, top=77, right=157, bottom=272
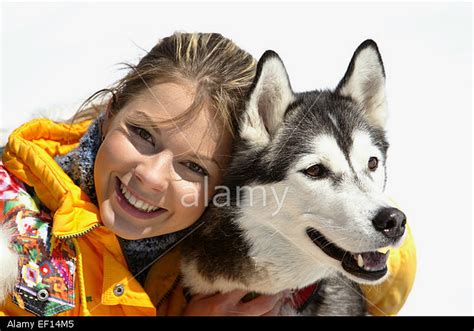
left=361, top=224, right=417, bottom=316
left=0, top=118, right=171, bottom=316
left=144, top=246, right=187, bottom=316
left=2, top=119, right=100, bottom=238
left=1, top=118, right=416, bottom=316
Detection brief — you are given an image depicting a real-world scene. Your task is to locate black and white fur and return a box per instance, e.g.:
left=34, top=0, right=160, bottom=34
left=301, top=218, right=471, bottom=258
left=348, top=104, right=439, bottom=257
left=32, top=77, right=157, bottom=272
left=181, top=40, right=406, bottom=315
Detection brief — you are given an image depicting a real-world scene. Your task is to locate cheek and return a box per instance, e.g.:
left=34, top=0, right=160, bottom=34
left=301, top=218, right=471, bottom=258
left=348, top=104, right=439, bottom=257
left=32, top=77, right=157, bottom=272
left=174, top=175, right=222, bottom=206
left=94, top=132, right=135, bottom=196
left=171, top=178, right=220, bottom=224
left=167, top=181, right=205, bottom=229
left=99, top=131, right=134, bottom=165
left=173, top=181, right=205, bottom=210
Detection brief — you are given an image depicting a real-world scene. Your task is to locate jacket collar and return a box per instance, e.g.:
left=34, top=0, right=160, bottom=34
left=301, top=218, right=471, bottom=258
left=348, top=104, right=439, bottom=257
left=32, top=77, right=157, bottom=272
left=2, top=118, right=102, bottom=238
left=3, top=118, right=165, bottom=313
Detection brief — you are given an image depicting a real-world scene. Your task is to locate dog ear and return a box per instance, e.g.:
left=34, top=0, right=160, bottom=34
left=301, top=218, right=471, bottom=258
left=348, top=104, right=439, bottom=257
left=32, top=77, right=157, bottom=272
left=240, top=50, right=295, bottom=146
left=336, top=40, right=387, bottom=129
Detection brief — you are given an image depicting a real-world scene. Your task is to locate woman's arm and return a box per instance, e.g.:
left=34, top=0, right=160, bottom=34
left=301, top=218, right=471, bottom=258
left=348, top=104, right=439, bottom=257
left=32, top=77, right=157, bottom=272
left=183, top=290, right=287, bottom=316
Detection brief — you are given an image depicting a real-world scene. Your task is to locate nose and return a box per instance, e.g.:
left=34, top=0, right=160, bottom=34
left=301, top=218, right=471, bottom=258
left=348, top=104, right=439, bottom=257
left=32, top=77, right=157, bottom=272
left=134, top=152, right=173, bottom=192
left=372, top=207, right=406, bottom=239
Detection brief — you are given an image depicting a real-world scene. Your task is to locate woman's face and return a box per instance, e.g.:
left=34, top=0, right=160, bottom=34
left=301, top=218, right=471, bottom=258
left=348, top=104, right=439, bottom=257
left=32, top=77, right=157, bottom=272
left=94, top=82, right=232, bottom=239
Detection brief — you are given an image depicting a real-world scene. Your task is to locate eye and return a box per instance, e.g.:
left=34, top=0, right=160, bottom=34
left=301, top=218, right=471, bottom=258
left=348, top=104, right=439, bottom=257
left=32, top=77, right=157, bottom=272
left=368, top=157, right=379, bottom=171
left=302, top=164, right=328, bottom=179
left=128, top=125, right=154, bottom=145
left=182, top=161, right=209, bottom=176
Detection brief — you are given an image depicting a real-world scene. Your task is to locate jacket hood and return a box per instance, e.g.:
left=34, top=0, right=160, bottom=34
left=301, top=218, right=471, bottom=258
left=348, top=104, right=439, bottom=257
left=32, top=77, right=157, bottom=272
left=2, top=118, right=101, bottom=238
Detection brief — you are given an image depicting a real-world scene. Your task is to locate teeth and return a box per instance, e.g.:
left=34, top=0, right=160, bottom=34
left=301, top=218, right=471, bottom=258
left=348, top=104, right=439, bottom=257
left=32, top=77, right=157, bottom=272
left=120, top=183, right=160, bottom=213
left=357, top=254, right=364, bottom=268
left=135, top=200, right=145, bottom=210
left=376, top=247, right=390, bottom=254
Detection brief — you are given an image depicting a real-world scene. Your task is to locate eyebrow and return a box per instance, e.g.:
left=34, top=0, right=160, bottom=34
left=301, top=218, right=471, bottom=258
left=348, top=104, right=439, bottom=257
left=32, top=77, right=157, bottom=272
left=132, top=111, right=222, bottom=169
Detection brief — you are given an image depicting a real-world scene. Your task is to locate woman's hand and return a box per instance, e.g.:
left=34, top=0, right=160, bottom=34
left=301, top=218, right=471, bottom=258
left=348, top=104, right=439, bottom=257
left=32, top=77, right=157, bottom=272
left=183, top=289, right=288, bottom=316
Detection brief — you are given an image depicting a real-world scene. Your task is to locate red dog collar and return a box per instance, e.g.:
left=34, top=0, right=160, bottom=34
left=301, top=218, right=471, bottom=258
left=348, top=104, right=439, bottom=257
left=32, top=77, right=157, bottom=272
left=290, top=282, right=320, bottom=312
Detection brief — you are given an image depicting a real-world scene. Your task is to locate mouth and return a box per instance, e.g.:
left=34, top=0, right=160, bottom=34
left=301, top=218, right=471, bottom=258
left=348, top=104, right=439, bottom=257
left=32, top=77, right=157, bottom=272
left=306, top=227, right=389, bottom=281
left=115, top=178, right=168, bottom=220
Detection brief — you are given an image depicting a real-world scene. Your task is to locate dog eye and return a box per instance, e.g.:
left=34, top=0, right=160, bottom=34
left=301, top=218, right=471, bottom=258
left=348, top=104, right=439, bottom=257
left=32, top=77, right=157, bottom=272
left=368, top=157, right=378, bottom=171
left=303, top=164, right=327, bottom=179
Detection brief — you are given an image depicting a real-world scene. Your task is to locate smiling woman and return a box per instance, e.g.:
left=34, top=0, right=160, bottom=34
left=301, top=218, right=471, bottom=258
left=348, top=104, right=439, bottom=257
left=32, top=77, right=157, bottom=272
left=95, top=81, right=232, bottom=240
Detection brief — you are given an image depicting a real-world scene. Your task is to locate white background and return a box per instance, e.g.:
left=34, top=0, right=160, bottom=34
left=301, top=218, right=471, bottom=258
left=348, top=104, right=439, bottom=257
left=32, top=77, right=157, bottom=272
left=1, top=1, right=472, bottom=316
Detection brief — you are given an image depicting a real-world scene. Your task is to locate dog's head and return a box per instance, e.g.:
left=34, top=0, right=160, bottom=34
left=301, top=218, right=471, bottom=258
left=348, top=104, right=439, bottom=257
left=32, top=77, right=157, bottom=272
left=236, top=40, right=406, bottom=285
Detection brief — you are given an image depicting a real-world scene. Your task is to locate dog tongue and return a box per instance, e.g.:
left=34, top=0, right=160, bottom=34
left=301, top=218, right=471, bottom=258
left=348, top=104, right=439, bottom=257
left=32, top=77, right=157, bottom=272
left=359, top=251, right=389, bottom=271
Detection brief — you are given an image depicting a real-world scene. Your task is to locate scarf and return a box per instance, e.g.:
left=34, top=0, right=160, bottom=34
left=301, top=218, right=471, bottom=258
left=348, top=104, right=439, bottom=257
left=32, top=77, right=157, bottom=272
left=55, top=114, right=191, bottom=285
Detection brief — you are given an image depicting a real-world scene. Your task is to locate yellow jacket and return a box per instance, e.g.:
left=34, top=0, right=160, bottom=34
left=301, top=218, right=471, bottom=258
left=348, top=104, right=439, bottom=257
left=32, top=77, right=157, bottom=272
left=0, top=118, right=416, bottom=316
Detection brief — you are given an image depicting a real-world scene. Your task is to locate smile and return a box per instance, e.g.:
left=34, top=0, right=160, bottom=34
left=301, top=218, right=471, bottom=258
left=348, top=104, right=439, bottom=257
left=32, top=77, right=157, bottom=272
left=115, top=178, right=168, bottom=219
left=306, top=227, right=389, bottom=281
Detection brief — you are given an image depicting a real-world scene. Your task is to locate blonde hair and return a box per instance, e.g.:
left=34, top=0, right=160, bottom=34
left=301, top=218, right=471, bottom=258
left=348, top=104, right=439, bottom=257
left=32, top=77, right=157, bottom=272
left=72, top=32, right=256, bottom=138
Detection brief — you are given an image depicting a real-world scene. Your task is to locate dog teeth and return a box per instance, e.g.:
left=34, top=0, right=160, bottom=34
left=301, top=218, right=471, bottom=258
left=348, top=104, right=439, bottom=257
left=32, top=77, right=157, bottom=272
left=357, top=254, right=364, bottom=268
left=376, top=247, right=390, bottom=254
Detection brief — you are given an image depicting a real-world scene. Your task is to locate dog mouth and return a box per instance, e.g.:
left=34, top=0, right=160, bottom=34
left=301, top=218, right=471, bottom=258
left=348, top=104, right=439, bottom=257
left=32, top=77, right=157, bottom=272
left=306, top=227, right=389, bottom=281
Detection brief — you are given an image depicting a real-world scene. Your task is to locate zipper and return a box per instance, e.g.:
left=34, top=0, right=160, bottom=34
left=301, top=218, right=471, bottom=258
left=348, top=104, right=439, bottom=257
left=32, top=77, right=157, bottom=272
left=72, top=237, right=91, bottom=316
left=55, top=223, right=101, bottom=239
left=155, top=275, right=181, bottom=311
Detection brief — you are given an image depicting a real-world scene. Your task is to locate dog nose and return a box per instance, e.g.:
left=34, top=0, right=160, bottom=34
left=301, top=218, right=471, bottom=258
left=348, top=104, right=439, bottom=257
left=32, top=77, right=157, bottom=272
left=372, top=207, right=406, bottom=239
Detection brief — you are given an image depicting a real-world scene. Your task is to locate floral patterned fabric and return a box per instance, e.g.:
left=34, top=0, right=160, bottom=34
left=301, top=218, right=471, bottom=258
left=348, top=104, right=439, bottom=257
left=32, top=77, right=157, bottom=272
left=0, top=162, right=76, bottom=316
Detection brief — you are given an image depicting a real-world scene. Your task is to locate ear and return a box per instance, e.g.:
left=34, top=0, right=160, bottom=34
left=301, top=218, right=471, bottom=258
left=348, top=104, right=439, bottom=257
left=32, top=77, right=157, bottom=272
left=240, top=50, right=295, bottom=146
left=336, top=40, right=387, bottom=129
left=100, top=98, right=115, bottom=138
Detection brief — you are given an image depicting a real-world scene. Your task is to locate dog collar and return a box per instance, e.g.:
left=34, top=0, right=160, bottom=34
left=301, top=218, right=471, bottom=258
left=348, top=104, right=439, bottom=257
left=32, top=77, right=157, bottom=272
left=291, top=282, right=320, bottom=312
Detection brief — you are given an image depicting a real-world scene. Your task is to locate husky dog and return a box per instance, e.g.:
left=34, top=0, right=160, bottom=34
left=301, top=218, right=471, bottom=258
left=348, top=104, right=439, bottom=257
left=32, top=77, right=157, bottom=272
left=180, top=40, right=407, bottom=315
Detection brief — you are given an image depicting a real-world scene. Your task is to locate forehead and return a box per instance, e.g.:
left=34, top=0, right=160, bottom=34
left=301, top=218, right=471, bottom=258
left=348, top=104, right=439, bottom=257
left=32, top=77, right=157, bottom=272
left=278, top=91, right=387, bottom=168
left=298, top=131, right=383, bottom=170
left=289, top=92, right=367, bottom=135
left=123, top=82, right=197, bottom=125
